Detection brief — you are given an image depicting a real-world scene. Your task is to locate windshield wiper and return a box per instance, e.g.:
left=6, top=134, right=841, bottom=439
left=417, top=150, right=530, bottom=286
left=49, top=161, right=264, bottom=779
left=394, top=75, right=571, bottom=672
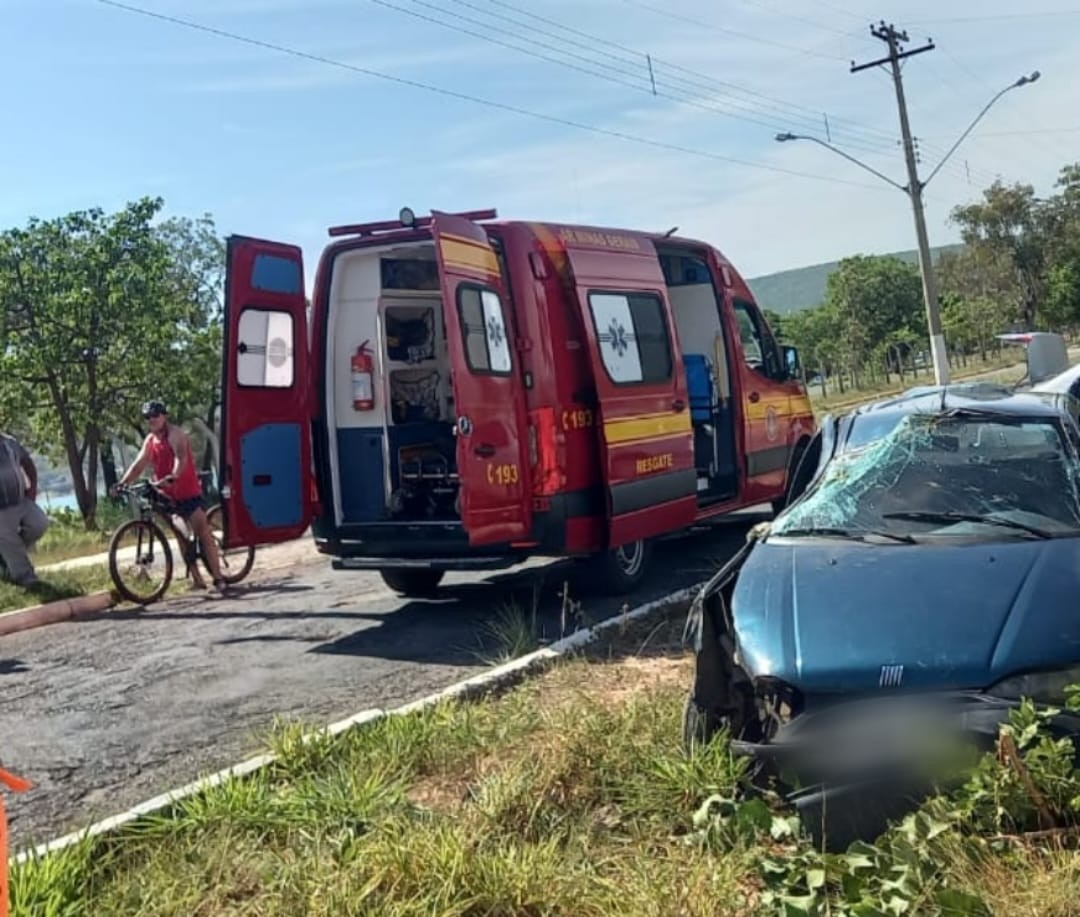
left=881, top=511, right=1055, bottom=540
left=775, top=526, right=916, bottom=544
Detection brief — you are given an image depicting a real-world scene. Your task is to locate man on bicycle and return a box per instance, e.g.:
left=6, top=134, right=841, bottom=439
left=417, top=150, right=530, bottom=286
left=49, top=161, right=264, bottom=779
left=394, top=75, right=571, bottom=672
left=112, top=400, right=230, bottom=595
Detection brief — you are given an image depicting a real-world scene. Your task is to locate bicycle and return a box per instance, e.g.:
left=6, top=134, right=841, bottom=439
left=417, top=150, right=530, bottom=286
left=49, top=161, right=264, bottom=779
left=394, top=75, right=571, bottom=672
left=108, top=481, right=255, bottom=605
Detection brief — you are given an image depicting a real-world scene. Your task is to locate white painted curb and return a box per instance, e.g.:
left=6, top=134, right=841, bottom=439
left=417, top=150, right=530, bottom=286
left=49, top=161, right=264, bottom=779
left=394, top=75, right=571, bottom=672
left=13, top=582, right=702, bottom=867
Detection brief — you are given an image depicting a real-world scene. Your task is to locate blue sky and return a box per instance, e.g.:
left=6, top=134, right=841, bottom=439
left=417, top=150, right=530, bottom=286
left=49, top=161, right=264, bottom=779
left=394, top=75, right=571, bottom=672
left=4, top=0, right=1079, bottom=284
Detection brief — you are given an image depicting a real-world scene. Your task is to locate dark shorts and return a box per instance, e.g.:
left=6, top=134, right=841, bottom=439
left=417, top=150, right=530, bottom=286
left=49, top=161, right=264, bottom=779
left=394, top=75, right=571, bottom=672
left=170, top=494, right=206, bottom=519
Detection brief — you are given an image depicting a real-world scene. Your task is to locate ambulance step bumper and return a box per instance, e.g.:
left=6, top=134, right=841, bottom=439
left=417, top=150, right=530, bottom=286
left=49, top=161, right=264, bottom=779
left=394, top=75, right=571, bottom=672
left=331, top=556, right=518, bottom=573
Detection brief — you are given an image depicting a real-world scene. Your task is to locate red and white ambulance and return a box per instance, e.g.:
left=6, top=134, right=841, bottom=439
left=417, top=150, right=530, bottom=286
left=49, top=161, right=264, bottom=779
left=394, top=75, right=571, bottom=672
left=219, top=208, right=815, bottom=595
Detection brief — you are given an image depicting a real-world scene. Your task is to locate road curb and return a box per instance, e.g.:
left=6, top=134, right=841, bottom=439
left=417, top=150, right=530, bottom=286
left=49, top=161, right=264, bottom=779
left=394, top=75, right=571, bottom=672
left=0, top=591, right=115, bottom=638
left=13, top=582, right=703, bottom=866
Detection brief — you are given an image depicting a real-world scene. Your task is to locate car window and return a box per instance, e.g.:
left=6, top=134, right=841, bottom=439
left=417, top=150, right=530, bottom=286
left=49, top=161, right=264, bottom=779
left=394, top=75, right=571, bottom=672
left=772, top=414, right=1080, bottom=539
left=733, top=300, right=781, bottom=380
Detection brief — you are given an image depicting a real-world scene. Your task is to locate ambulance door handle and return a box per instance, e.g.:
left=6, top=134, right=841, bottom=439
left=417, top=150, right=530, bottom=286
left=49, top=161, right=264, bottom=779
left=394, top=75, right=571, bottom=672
left=474, top=444, right=496, bottom=458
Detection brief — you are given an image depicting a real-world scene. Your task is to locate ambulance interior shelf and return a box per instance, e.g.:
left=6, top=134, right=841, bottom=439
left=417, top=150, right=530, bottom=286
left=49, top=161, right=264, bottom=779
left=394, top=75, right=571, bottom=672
left=380, top=300, right=460, bottom=521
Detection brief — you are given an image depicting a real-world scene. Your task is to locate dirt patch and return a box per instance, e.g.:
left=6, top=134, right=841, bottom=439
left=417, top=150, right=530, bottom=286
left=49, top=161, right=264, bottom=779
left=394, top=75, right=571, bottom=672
left=584, top=597, right=694, bottom=659
left=407, top=775, right=468, bottom=812
left=536, top=654, right=692, bottom=717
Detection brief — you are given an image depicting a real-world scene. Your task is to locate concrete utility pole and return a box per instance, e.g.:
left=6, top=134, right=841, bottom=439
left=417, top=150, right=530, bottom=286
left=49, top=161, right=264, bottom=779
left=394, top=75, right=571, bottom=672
left=852, top=23, right=948, bottom=385
left=779, top=25, right=1039, bottom=389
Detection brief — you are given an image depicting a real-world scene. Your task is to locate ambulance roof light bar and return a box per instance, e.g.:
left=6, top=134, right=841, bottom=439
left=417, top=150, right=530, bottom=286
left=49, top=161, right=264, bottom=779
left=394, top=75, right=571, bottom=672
left=327, top=208, right=498, bottom=238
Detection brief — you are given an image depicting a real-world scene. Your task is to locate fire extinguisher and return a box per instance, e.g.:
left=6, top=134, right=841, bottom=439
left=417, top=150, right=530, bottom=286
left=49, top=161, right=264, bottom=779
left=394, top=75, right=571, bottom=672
left=351, top=340, right=375, bottom=411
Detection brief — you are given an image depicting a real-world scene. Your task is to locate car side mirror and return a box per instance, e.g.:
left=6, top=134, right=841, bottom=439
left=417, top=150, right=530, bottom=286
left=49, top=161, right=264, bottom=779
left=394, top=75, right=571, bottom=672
left=781, top=344, right=802, bottom=382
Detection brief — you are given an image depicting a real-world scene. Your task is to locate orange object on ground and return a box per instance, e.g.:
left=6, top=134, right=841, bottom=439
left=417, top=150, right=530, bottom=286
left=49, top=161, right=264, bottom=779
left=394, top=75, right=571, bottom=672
left=0, top=768, right=31, bottom=917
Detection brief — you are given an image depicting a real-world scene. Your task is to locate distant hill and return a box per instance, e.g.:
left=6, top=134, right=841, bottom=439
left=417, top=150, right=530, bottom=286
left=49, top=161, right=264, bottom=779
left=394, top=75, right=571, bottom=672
left=747, top=244, right=964, bottom=315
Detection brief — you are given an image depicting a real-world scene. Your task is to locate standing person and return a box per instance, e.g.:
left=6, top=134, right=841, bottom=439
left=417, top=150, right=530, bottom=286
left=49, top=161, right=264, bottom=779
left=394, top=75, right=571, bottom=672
left=0, top=431, right=49, bottom=588
left=112, top=400, right=231, bottom=595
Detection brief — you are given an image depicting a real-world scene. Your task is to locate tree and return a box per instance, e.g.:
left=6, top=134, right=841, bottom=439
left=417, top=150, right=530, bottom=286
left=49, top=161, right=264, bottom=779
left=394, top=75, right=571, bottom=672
left=950, top=181, right=1048, bottom=330
left=0, top=198, right=225, bottom=527
left=936, top=247, right=1016, bottom=358
left=762, top=308, right=786, bottom=342
left=823, top=255, right=924, bottom=384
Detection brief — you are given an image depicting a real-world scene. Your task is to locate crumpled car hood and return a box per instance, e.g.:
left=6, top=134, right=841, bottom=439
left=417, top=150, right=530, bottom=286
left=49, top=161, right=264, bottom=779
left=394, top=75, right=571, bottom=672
left=731, top=538, right=1080, bottom=694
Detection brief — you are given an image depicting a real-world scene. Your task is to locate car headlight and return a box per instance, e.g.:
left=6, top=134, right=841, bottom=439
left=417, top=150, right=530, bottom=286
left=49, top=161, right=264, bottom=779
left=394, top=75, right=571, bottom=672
left=987, top=665, right=1080, bottom=706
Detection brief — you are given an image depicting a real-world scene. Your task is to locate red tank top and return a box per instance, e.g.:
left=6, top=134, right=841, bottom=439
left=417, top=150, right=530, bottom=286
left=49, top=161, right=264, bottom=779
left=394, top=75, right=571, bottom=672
left=147, top=427, right=202, bottom=501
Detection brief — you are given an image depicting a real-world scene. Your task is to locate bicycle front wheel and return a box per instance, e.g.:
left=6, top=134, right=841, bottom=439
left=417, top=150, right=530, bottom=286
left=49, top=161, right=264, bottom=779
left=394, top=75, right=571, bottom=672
left=109, top=519, right=174, bottom=605
left=205, top=504, right=256, bottom=584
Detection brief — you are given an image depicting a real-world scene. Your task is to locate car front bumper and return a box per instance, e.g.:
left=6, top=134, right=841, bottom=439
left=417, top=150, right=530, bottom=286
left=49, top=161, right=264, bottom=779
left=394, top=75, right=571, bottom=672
left=727, top=692, right=1080, bottom=850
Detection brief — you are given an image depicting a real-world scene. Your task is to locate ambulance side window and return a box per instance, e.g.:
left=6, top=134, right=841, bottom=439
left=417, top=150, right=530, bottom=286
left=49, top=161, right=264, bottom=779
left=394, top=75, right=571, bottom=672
left=457, top=284, right=512, bottom=376
left=733, top=300, right=782, bottom=381
left=587, top=291, right=672, bottom=385
left=236, top=308, right=295, bottom=388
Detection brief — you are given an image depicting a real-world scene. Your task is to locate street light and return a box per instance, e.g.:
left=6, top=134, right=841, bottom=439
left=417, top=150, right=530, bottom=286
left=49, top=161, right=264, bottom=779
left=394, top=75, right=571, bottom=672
left=922, top=71, right=1040, bottom=187
left=776, top=71, right=1040, bottom=386
left=775, top=132, right=907, bottom=191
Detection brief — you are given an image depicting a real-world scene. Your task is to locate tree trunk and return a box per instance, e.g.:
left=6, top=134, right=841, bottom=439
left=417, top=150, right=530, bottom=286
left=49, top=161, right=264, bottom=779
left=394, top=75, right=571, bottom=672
left=101, top=438, right=119, bottom=493
left=83, top=426, right=100, bottom=529
left=47, top=378, right=93, bottom=523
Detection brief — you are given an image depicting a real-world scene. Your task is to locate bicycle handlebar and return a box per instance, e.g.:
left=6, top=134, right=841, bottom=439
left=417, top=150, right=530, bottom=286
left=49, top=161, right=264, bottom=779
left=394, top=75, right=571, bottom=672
left=114, top=480, right=170, bottom=499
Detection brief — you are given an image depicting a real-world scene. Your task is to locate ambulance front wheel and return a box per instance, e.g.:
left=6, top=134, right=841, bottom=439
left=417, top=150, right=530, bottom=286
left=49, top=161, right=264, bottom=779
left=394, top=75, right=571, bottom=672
left=380, top=568, right=445, bottom=598
left=581, top=539, right=651, bottom=596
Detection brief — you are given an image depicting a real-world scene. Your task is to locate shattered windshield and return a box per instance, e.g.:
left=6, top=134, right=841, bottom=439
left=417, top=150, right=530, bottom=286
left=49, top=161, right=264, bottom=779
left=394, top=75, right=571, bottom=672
left=772, top=411, right=1080, bottom=540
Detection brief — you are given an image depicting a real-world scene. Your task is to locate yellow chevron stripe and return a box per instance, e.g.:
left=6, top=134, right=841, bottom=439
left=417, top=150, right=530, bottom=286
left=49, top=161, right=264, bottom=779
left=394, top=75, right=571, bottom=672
left=609, top=431, right=693, bottom=448
left=439, top=234, right=499, bottom=275
left=744, top=397, right=792, bottom=421
left=604, top=411, right=691, bottom=444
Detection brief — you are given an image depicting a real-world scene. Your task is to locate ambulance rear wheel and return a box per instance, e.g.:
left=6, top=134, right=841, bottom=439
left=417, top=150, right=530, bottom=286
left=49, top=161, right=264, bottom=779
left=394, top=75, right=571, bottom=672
left=579, top=539, right=650, bottom=596
left=380, top=568, right=445, bottom=598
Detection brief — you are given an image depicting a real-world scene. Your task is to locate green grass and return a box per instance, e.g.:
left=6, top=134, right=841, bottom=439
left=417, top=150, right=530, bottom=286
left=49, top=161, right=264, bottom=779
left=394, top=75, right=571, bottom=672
left=807, top=351, right=1027, bottom=414
left=31, top=501, right=131, bottom=568
left=0, top=564, right=114, bottom=613
left=11, top=636, right=759, bottom=917
left=14, top=606, right=1080, bottom=917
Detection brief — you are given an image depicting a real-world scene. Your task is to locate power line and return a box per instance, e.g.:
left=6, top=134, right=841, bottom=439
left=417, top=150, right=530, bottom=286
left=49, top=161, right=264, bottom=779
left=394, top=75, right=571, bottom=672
left=92, top=0, right=893, bottom=192
left=370, top=0, right=903, bottom=156
left=740, top=0, right=866, bottom=37
left=618, top=0, right=987, bottom=185
left=967, top=126, right=1080, bottom=136
left=463, top=0, right=899, bottom=147
left=915, top=9, right=1080, bottom=23
left=392, top=0, right=1000, bottom=192
left=620, top=0, right=847, bottom=62
left=802, top=0, right=866, bottom=24
left=929, top=44, right=1075, bottom=166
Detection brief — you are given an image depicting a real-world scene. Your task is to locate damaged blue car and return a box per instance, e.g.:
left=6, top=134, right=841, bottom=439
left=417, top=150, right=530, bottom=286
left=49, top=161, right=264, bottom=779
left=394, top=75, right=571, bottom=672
left=683, top=382, right=1080, bottom=849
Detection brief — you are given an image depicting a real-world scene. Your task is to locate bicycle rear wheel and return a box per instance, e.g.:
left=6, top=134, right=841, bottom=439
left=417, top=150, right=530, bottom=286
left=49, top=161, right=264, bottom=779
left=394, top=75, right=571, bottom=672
left=205, top=504, right=256, bottom=584
left=109, top=519, right=174, bottom=605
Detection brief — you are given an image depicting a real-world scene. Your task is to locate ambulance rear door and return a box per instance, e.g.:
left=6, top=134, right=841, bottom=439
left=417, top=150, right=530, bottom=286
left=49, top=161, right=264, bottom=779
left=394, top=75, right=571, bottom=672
left=431, top=213, right=533, bottom=546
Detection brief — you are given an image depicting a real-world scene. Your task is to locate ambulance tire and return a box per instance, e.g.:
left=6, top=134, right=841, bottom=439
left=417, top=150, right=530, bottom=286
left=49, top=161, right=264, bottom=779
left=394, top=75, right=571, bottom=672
left=380, top=568, right=445, bottom=598
left=578, top=539, right=651, bottom=596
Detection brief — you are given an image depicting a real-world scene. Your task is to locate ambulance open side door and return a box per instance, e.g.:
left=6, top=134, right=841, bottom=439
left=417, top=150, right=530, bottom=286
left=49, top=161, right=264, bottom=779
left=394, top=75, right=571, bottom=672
left=220, top=236, right=315, bottom=549
left=563, top=243, right=697, bottom=547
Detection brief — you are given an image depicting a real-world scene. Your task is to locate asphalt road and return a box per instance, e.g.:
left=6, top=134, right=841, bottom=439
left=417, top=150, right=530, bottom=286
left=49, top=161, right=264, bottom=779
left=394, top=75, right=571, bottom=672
left=1, top=522, right=752, bottom=852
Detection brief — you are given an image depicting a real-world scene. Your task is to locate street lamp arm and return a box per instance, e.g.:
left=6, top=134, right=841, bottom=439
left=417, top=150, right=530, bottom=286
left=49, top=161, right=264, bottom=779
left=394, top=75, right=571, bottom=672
left=775, top=132, right=908, bottom=192
left=923, top=71, right=1040, bottom=188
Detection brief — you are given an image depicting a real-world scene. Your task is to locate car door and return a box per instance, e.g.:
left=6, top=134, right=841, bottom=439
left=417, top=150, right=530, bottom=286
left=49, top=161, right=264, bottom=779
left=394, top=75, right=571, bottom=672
left=219, top=236, right=314, bottom=549
left=731, top=297, right=794, bottom=503
left=431, top=212, right=532, bottom=546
